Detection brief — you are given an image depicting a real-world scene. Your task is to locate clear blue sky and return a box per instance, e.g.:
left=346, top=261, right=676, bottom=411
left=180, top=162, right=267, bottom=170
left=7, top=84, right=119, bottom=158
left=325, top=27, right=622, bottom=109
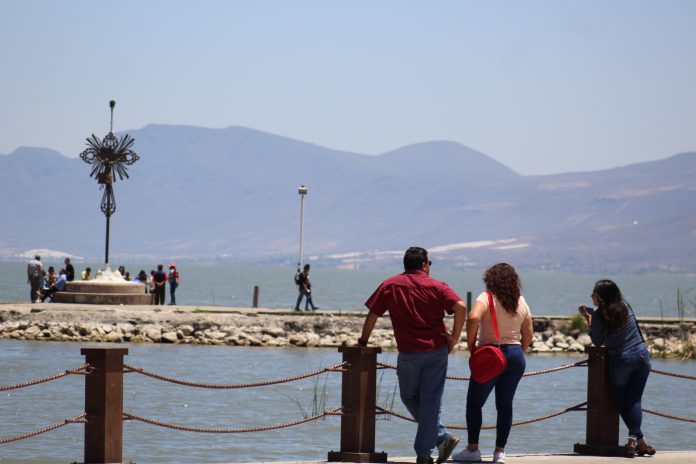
left=1, top=0, right=695, bottom=175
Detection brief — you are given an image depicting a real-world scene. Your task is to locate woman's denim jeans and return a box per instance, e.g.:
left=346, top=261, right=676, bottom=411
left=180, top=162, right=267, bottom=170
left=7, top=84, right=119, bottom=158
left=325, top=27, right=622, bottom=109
left=466, top=344, right=526, bottom=448
left=608, top=343, right=651, bottom=440
left=397, top=347, right=450, bottom=457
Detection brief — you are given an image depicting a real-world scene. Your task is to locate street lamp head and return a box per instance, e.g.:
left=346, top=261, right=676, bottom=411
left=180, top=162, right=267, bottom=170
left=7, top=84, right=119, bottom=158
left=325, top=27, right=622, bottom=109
left=298, top=185, right=308, bottom=195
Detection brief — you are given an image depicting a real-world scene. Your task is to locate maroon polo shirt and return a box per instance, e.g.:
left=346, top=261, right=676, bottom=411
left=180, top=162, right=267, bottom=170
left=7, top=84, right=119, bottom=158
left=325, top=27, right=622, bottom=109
left=365, top=269, right=461, bottom=352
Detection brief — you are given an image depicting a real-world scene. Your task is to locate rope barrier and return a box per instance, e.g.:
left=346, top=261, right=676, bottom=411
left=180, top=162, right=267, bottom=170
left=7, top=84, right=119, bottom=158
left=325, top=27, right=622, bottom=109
left=377, top=360, right=588, bottom=381
left=0, top=413, right=86, bottom=444
left=123, top=362, right=346, bottom=389
left=650, top=368, right=696, bottom=381
left=122, top=407, right=342, bottom=433
left=376, top=403, right=587, bottom=430
left=0, top=365, right=89, bottom=391
left=643, top=408, right=696, bottom=423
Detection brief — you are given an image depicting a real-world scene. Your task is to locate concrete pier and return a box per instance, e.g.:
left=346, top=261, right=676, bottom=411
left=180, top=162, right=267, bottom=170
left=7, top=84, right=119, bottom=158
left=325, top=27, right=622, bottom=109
left=243, top=452, right=696, bottom=463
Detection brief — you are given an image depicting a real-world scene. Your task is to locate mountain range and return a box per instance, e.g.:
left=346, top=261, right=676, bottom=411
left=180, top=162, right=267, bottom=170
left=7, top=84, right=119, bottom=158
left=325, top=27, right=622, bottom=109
left=1, top=125, right=695, bottom=272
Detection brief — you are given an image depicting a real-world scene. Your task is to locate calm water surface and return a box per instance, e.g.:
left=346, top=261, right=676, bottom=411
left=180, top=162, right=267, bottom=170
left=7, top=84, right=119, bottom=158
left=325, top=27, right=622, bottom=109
left=1, top=262, right=695, bottom=317
left=1, top=340, right=695, bottom=463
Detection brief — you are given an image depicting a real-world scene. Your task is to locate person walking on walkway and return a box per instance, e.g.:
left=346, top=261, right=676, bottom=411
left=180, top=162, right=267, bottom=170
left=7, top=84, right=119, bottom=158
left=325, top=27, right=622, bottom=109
left=453, top=263, right=533, bottom=464
left=358, top=247, right=466, bottom=464
left=153, top=264, right=167, bottom=306
left=26, top=255, right=43, bottom=302
left=579, top=279, right=656, bottom=458
left=294, top=264, right=318, bottom=311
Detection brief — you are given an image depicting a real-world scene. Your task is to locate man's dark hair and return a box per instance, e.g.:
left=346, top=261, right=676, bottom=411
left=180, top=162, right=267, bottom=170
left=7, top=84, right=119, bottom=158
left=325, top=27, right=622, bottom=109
left=303, top=264, right=310, bottom=271
left=403, top=247, right=428, bottom=271
left=157, top=264, right=163, bottom=271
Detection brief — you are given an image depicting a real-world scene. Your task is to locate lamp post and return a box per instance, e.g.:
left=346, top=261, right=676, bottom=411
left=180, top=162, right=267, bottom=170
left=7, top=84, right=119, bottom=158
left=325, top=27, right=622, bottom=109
left=297, top=185, right=308, bottom=272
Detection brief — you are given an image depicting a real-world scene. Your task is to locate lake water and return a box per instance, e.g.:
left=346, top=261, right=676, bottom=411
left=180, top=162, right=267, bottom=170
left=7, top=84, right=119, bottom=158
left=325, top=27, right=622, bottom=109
left=1, top=261, right=695, bottom=317
left=1, top=340, right=695, bottom=463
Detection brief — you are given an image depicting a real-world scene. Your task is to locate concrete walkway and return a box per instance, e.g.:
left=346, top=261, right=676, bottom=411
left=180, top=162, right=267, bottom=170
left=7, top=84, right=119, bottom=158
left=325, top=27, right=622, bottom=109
left=244, top=452, right=696, bottom=463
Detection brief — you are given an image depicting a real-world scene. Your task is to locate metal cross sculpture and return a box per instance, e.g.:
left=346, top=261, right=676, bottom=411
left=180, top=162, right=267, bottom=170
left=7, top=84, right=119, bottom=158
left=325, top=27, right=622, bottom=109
left=80, top=100, right=139, bottom=268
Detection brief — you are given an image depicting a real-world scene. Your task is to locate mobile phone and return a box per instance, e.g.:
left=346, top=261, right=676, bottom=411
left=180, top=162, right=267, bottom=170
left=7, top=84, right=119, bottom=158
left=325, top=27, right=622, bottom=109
left=578, top=305, right=595, bottom=316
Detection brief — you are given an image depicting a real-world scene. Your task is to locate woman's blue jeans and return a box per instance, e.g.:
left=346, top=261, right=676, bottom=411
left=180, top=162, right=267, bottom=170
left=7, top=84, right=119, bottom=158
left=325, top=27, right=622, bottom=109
left=466, top=344, right=526, bottom=448
left=608, top=343, right=651, bottom=440
left=397, top=347, right=450, bottom=457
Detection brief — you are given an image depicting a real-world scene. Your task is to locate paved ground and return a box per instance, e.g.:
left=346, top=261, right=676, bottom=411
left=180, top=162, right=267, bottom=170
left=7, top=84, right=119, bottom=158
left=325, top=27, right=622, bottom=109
left=244, top=451, right=696, bottom=463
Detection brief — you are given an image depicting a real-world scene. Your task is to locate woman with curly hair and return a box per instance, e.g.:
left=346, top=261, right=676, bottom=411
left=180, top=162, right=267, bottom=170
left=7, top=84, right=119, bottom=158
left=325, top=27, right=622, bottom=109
left=579, top=279, right=656, bottom=458
left=453, top=263, right=533, bottom=463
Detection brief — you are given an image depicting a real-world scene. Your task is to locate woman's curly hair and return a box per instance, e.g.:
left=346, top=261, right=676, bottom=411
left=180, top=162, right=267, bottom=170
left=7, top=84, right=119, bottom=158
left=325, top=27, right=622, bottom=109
left=483, top=263, right=521, bottom=315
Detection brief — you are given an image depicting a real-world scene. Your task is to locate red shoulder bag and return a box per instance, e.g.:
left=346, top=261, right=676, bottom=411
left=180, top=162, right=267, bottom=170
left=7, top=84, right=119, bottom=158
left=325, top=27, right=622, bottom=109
left=468, top=291, right=507, bottom=383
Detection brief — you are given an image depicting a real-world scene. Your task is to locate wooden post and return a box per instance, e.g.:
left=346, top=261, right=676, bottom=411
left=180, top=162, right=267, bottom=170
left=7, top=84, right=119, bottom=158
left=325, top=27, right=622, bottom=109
left=82, top=348, right=128, bottom=464
left=328, top=346, right=387, bottom=463
left=252, top=285, right=259, bottom=308
left=574, top=346, right=624, bottom=456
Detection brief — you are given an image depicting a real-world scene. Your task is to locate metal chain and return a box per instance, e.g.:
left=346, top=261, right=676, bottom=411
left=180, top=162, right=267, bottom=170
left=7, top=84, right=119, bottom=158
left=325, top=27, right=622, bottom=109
left=0, top=364, right=89, bottom=392
left=0, top=413, right=86, bottom=444
left=643, top=408, right=696, bottom=423
left=376, top=403, right=587, bottom=430
left=122, top=407, right=342, bottom=433
left=123, top=362, right=345, bottom=389
left=650, top=368, right=696, bottom=381
left=377, top=360, right=587, bottom=381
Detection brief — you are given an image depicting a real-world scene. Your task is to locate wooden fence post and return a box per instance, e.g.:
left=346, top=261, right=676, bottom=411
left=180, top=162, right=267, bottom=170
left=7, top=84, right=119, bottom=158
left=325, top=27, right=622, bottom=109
left=574, top=346, right=624, bottom=456
left=82, top=348, right=128, bottom=464
left=328, top=346, right=387, bottom=463
left=252, top=285, right=259, bottom=308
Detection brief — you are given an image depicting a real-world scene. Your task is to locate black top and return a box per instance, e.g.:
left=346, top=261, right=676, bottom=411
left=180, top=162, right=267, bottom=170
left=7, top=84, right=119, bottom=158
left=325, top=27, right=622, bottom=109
left=297, top=272, right=311, bottom=290
left=65, top=264, right=75, bottom=282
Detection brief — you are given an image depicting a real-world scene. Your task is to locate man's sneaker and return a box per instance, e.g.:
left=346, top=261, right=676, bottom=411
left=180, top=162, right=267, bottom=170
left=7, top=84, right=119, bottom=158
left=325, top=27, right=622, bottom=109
left=452, top=447, right=481, bottom=462
left=416, top=456, right=434, bottom=464
left=437, top=434, right=460, bottom=463
left=492, top=450, right=506, bottom=463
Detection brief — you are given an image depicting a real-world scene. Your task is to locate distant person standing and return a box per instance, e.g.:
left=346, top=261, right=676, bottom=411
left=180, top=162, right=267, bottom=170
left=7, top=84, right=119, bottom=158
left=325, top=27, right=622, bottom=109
left=64, top=257, right=75, bottom=282
left=294, top=264, right=318, bottom=311
left=153, top=264, right=167, bottom=305
left=168, top=263, right=180, bottom=305
left=26, top=255, right=43, bottom=302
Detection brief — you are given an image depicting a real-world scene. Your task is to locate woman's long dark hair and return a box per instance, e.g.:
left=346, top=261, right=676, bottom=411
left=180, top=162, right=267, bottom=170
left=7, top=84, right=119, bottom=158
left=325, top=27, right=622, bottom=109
left=483, top=263, right=521, bottom=315
left=593, top=279, right=629, bottom=335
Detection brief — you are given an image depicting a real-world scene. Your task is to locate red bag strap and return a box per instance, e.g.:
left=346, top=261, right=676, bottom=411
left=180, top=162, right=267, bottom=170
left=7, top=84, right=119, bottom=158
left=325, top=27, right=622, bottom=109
left=486, top=291, right=501, bottom=343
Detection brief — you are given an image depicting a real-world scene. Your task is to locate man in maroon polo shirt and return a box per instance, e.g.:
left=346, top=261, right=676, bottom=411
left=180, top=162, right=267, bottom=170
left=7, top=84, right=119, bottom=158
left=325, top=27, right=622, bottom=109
left=358, top=247, right=466, bottom=464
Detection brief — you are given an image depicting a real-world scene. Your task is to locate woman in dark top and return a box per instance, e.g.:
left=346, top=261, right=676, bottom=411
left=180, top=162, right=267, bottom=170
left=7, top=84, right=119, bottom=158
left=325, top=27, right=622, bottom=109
left=579, top=279, right=656, bottom=458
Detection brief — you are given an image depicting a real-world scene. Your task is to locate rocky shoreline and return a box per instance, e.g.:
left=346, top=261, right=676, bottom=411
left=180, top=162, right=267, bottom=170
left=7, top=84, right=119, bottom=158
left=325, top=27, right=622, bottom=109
left=0, top=303, right=694, bottom=359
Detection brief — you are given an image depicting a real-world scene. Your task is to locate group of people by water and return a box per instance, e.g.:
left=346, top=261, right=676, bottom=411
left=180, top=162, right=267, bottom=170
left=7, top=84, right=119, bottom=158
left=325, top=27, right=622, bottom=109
left=26, top=255, right=181, bottom=305
left=357, top=246, right=656, bottom=463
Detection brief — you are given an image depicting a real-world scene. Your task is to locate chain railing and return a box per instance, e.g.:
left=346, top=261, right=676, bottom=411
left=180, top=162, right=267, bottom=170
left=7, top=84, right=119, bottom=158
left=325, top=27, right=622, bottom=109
left=123, top=362, right=346, bottom=388
left=1, top=346, right=695, bottom=463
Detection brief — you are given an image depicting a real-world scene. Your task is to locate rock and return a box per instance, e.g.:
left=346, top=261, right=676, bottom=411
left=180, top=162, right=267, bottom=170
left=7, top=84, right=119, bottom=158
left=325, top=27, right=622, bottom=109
left=178, top=325, right=195, bottom=336
left=652, top=338, right=665, bottom=350
left=104, top=331, right=123, bottom=343
left=556, top=342, right=570, bottom=349
left=568, top=342, right=585, bottom=352
left=576, top=334, right=592, bottom=347
left=289, top=334, right=307, bottom=346
left=145, top=328, right=162, bottom=342
left=161, top=332, right=179, bottom=343
left=262, top=326, right=285, bottom=338
left=532, top=341, right=551, bottom=352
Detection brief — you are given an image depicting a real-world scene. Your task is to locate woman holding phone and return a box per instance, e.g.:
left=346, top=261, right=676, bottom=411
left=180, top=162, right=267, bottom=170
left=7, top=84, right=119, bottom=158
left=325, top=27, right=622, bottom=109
left=579, top=279, right=656, bottom=458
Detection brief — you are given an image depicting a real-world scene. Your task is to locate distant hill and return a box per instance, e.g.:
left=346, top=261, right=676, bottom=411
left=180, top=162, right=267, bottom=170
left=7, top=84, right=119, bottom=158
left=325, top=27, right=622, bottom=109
left=1, top=125, right=694, bottom=272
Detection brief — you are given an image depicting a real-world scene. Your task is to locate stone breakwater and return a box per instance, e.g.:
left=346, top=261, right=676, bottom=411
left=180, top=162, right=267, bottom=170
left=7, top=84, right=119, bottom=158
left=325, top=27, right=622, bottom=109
left=0, top=304, right=694, bottom=358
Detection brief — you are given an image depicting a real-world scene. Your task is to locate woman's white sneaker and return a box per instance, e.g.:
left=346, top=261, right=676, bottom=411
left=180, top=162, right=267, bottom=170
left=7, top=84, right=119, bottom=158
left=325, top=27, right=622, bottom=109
left=451, top=447, right=481, bottom=462
left=492, top=450, right=506, bottom=463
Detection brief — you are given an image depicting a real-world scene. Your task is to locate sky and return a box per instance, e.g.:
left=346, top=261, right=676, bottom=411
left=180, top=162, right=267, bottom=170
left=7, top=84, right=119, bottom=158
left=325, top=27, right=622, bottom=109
left=1, top=0, right=695, bottom=175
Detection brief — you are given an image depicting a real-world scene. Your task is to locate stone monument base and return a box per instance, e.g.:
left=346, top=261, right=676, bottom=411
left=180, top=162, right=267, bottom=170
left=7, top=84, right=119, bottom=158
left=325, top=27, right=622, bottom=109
left=54, top=267, right=151, bottom=305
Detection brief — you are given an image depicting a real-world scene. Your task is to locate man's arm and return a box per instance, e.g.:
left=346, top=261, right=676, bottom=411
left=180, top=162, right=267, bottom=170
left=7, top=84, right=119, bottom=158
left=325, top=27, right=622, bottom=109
left=447, top=301, right=467, bottom=353
left=357, top=312, right=379, bottom=346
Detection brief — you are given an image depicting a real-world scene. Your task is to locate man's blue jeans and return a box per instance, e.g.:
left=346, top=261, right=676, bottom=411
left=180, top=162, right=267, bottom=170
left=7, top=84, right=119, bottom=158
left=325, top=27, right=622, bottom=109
left=608, top=343, right=651, bottom=440
left=466, top=344, right=526, bottom=448
left=397, top=347, right=450, bottom=457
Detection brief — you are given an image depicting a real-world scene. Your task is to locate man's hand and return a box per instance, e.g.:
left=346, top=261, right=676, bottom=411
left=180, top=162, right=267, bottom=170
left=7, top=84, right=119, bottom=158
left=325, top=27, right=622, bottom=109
left=446, top=334, right=459, bottom=353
